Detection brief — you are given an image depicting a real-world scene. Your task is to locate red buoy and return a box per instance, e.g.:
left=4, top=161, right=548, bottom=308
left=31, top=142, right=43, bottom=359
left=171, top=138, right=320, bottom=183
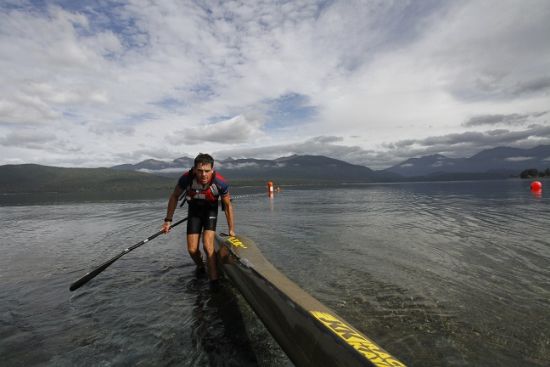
left=530, top=181, right=542, bottom=191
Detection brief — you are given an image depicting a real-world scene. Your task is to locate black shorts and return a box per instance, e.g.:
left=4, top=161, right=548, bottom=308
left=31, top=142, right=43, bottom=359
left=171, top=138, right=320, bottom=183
left=187, top=202, right=219, bottom=234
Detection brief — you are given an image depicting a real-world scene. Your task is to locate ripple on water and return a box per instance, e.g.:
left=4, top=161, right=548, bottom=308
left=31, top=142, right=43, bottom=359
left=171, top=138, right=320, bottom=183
left=1, top=181, right=549, bottom=366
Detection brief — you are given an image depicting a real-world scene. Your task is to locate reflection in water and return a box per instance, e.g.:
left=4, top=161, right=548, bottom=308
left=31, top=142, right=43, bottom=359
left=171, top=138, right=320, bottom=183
left=187, top=278, right=258, bottom=367
left=269, top=196, right=275, bottom=212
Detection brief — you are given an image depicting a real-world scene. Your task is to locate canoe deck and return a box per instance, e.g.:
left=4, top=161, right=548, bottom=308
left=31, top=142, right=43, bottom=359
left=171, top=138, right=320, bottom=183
left=215, top=233, right=406, bottom=367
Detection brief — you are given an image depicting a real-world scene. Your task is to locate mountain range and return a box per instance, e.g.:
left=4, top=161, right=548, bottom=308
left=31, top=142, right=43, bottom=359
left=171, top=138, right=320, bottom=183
left=113, top=154, right=399, bottom=182
left=1, top=145, right=548, bottom=197
left=383, top=145, right=550, bottom=177
left=0, top=164, right=173, bottom=194
left=112, top=145, right=550, bottom=181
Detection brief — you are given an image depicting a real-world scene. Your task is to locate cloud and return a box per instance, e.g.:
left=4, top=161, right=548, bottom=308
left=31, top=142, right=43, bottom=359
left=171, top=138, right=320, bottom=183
left=0, top=1, right=549, bottom=168
left=432, top=2, right=550, bottom=102
left=167, top=114, right=264, bottom=145
left=137, top=167, right=183, bottom=174
left=89, top=124, right=136, bottom=136
left=0, top=130, right=57, bottom=149
left=463, top=114, right=530, bottom=127
left=0, top=129, right=84, bottom=159
left=218, top=161, right=260, bottom=169
left=380, top=125, right=550, bottom=166
left=309, top=136, right=344, bottom=144
left=505, top=156, right=534, bottom=162
left=0, top=6, right=120, bottom=124
left=463, top=111, right=549, bottom=127
left=214, top=135, right=379, bottom=167
left=420, top=126, right=550, bottom=148
left=215, top=124, right=550, bottom=170
left=512, top=77, right=550, bottom=96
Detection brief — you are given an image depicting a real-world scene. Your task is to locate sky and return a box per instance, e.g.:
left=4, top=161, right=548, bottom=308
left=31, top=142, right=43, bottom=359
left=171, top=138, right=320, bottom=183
left=1, top=0, right=549, bottom=170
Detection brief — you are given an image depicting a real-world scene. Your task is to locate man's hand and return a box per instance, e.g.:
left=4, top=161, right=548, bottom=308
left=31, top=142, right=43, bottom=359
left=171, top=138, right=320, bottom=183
left=162, top=221, right=171, bottom=234
left=229, top=229, right=236, bottom=237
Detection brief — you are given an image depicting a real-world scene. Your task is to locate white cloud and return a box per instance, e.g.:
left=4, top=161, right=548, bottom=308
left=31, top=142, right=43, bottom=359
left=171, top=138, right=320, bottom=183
left=219, top=161, right=260, bottom=169
left=0, top=0, right=549, bottom=168
left=167, top=114, right=264, bottom=145
left=137, top=167, right=182, bottom=173
left=505, top=156, right=534, bottom=162
left=0, top=130, right=57, bottom=148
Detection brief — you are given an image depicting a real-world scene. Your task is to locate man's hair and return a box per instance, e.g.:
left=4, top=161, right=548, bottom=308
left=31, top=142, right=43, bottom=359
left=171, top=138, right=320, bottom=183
left=194, top=153, right=214, bottom=168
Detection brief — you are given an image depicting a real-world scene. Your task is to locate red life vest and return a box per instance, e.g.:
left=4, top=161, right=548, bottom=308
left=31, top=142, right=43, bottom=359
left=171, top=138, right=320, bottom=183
left=184, top=171, right=220, bottom=204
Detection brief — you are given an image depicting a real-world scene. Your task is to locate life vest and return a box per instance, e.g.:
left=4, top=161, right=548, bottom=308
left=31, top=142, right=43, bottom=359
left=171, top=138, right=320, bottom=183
left=184, top=171, right=220, bottom=204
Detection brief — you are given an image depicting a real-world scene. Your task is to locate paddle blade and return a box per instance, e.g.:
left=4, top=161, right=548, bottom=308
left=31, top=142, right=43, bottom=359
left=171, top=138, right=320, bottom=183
left=69, top=259, right=117, bottom=291
left=69, top=217, right=187, bottom=292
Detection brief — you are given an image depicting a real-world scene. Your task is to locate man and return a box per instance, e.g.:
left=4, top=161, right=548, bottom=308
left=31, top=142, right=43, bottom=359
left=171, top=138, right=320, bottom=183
left=162, top=153, right=235, bottom=283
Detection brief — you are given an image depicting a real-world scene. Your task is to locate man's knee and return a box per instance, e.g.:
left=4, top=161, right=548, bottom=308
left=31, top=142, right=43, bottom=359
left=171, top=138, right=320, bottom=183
left=187, top=234, right=200, bottom=254
left=188, top=247, right=201, bottom=257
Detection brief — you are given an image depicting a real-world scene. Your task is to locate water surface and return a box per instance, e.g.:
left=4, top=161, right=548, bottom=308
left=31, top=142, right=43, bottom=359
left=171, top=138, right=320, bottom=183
left=1, top=180, right=549, bottom=366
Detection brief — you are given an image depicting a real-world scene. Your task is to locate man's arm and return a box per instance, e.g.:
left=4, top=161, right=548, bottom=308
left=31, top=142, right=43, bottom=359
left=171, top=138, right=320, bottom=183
left=221, top=194, right=235, bottom=236
left=162, top=185, right=184, bottom=233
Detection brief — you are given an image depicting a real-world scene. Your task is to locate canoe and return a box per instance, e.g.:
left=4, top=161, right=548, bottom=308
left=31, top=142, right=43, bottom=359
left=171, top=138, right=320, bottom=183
left=215, top=233, right=406, bottom=367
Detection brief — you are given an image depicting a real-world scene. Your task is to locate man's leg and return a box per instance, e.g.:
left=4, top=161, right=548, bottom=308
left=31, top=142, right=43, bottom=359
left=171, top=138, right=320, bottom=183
left=187, top=233, right=204, bottom=268
left=202, top=230, right=218, bottom=280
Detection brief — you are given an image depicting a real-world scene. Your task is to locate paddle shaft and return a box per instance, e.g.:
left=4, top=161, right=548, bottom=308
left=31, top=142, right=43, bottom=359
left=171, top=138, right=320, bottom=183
left=69, top=217, right=188, bottom=291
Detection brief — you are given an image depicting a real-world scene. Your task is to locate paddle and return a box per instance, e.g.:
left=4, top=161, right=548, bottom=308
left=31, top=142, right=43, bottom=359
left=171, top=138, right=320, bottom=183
left=69, top=217, right=188, bottom=291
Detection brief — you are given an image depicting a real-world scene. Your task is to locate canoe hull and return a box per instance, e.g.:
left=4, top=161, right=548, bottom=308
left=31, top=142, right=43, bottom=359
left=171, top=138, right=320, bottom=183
left=215, top=234, right=406, bottom=367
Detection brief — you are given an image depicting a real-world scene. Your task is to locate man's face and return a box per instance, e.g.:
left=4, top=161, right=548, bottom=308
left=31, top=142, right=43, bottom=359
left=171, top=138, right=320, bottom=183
left=194, top=162, right=213, bottom=185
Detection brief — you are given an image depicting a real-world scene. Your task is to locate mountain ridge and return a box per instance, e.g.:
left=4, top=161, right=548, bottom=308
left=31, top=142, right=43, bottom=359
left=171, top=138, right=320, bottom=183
left=0, top=164, right=173, bottom=194
left=111, top=144, right=550, bottom=180
left=111, top=154, right=398, bottom=182
left=384, top=144, right=550, bottom=177
left=1, top=145, right=549, bottom=197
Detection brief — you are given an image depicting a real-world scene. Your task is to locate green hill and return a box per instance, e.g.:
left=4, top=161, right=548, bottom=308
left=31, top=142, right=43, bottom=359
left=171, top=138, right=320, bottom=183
left=0, top=164, right=174, bottom=194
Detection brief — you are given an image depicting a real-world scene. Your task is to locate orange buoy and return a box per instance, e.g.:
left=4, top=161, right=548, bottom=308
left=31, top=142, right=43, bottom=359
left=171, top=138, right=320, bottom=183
left=267, top=181, right=274, bottom=196
left=531, top=181, right=543, bottom=191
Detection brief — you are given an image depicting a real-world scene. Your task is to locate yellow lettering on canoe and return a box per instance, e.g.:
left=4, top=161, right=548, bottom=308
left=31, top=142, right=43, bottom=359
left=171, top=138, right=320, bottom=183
left=310, top=311, right=406, bottom=367
left=227, top=236, right=247, bottom=249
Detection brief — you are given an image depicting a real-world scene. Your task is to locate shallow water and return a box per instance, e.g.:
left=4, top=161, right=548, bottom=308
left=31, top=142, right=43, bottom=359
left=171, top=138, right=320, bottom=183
left=1, top=180, right=549, bottom=366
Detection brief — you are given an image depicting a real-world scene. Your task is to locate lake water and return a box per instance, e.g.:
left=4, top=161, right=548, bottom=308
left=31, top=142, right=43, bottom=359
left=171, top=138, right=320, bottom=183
left=1, top=180, right=549, bottom=366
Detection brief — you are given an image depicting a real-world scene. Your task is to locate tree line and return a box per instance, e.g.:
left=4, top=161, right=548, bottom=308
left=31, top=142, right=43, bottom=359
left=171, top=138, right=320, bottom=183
left=520, top=168, right=550, bottom=178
